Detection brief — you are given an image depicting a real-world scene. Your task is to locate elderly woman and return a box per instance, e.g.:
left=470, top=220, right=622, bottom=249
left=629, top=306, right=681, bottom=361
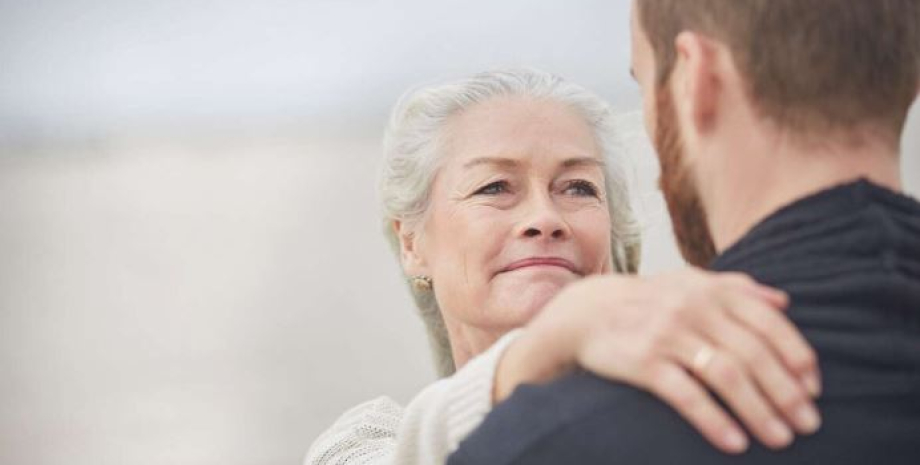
left=306, top=69, right=821, bottom=464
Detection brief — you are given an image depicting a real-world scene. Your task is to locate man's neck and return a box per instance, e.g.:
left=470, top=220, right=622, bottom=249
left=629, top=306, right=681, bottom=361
left=706, top=137, right=902, bottom=254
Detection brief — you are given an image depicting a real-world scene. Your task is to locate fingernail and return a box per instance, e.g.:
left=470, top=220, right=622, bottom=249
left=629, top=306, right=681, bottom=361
left=795, top=404, right=821, bottom=434
left=771, top=288, right=789, bottom=301
left=767, top=419, right=794, bottom=447
left=802, top=374, right=822, bottom=397
left=724, top=429, right=749, bottom=453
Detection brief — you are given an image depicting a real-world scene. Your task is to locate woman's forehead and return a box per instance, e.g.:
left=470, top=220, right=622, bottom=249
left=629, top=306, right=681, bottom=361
left=442, top=96, right=603, bottom=169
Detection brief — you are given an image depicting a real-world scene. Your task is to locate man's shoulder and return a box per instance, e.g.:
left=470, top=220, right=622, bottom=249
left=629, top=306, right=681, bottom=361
left=448, top=371, right=698, bottom=465
left=450, top=369, right=920, bottom=465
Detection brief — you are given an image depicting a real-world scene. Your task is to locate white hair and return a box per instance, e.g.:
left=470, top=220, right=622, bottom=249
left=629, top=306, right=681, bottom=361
left=379, top=68, right=641, bottom=377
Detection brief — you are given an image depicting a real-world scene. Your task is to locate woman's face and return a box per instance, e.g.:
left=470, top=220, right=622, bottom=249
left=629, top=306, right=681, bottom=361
left=404, top=96, right=613, bottom=334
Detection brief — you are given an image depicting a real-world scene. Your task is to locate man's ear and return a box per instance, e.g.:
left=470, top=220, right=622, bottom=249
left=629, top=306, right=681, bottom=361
left=393, top=220, right=429, bottom=277
left=673, top=31, right=723, bottom=135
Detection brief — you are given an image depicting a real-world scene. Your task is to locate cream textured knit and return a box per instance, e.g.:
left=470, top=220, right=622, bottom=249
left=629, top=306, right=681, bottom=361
left=305, top=330, right=523, bottom=465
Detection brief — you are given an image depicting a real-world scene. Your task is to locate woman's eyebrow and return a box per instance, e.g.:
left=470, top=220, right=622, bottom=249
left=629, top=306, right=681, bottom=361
left=462, top=157, right=520, bottom=170
left=561, top=157, right=606, bottom=170
left=462, top=156, right=605, bottom=171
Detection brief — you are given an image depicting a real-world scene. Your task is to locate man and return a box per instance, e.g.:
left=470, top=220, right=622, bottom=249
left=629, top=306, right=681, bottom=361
left=448, top=1, right=920, bottom=463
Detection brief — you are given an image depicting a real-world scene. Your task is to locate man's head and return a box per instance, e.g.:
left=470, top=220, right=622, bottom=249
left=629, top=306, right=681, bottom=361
left=630, top=0, right=920, bottom=266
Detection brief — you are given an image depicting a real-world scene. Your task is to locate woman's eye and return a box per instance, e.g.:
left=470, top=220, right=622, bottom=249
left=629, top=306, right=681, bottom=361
left=563, top=180, right=599, bottom=197
left=474, top=181, right=510, bottom=196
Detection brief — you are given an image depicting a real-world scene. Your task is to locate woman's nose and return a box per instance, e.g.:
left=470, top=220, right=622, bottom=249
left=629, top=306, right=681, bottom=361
left=523, top=226, right=565, bottom=239
left=519, top=196, right=570, bottom=240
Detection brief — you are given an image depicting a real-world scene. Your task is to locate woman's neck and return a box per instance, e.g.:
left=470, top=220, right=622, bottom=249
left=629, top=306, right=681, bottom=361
left=444, top=319, right=507, bottom=369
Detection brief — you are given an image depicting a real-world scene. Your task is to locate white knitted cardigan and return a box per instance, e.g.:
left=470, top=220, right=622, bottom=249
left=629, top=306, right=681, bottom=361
left=305, top=330, right=523, bottom=465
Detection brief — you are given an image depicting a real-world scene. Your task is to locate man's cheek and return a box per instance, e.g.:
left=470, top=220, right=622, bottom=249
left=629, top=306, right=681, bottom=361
left=643, top=96, right=657, bottom=143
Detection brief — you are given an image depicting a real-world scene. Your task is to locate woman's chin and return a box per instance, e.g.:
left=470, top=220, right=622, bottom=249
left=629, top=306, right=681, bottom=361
left=491, top=277, right=574, bottom=325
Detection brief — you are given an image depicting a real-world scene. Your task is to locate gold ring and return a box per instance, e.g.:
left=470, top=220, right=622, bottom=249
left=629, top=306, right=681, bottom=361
left=692, top=345, right=716, bottom=373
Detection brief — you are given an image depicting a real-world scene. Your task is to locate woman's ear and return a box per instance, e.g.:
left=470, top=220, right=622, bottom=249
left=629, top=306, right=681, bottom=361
left=394, top=220, right=429, bottom=277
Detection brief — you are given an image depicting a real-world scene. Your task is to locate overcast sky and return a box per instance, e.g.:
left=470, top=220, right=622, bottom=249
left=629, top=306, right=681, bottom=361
left=0, top=0, right=638, bottom=142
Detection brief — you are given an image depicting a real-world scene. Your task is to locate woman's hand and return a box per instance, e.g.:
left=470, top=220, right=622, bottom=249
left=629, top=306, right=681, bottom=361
left=493, top=268, right=821, bottom=454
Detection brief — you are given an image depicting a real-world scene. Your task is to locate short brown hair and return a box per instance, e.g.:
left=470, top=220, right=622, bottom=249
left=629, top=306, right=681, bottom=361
left=636, top=0, right=920, bottom=140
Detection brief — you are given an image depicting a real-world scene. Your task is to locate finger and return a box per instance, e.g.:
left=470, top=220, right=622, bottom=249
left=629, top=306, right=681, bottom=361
left=722, top=292, right=821, bottom=397
left=718, top=273, right=789, bottom=309
left=676, top=341, right=795, bottom=450
left=700, top=313, right=821, bottom=435
left=640, top=362, right=749, bottom=454
left=749, top=285, right=790, bottom=309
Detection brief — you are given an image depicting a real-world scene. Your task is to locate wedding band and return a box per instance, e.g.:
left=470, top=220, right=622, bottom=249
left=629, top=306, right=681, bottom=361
left=692, top=345, right=716, bottom=373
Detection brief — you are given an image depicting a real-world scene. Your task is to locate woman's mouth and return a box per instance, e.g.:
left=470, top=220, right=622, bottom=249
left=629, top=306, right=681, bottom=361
left=500, top=257, right=581, bottom=275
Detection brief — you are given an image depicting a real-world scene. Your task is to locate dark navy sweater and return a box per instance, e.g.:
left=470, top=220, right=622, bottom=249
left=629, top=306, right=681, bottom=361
left=449, top=180, right=920, bottom=465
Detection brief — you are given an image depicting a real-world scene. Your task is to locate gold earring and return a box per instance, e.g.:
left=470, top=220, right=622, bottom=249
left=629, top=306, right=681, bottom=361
left=411, top=275, right=433, bottom=291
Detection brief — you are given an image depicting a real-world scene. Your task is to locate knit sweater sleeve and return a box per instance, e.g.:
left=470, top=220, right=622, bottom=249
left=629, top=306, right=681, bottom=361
left=304, top=329, right=523, bottom=465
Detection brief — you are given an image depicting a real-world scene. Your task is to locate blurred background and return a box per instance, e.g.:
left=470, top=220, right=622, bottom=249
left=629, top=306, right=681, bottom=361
left=1, top=1, right=917, bottom=464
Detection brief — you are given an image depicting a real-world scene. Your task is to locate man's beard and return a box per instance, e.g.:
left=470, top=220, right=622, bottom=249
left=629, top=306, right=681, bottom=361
left=654, top=86, right=718, bottom=267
